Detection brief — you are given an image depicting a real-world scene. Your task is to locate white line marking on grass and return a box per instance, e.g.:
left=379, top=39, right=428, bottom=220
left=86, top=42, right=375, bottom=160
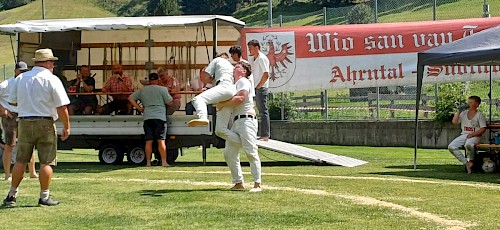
left=118, top=169, right=500, bottom=191
left=70, top=177, right=475, bottom=230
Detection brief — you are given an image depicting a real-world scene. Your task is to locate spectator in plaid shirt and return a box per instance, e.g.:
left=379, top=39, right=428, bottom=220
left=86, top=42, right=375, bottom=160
left=157, top=67, right=181, bottom=115
left=98, top=64, right=133, bottom=115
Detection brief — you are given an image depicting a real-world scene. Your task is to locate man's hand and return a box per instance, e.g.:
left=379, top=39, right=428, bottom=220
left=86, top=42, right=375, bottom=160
left=61, top=128, right=70, bottom=141
left=0, top=108, right=13, bottom=119
left=216, top=102, right=224, bottom=111
left=466, top=134, right=475, bottom=139
left=138, top=107, right=144, bottom=113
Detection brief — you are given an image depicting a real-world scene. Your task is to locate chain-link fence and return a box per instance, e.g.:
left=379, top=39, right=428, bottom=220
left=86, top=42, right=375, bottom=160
left=247, top=0, right=498, bottom=121
left=270, top=80, right=500, bottom=121
left=0, top=64, right=13, bottom=81
left=247, top=0, right=495, bottom=27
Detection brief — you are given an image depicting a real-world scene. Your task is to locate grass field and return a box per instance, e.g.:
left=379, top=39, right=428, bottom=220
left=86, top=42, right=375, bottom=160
left=1, top=145, right=499, bottom=229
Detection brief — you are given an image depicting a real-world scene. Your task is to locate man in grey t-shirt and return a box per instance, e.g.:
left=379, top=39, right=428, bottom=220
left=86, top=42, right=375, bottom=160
left=129, top=73, right=173, bottom=167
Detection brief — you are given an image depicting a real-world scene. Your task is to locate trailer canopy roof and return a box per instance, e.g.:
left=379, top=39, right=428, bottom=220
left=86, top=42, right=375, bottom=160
left=0, top=15, right=245, bottom=33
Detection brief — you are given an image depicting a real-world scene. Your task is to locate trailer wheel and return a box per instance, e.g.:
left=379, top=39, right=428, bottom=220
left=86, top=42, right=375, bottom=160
left=127, top=146, right=146, bottom=165
left=99, top=144, right=124, bottom=165
left=167, top=148, right=179, bottom=164
left=152, top=148, right=179, bottom=165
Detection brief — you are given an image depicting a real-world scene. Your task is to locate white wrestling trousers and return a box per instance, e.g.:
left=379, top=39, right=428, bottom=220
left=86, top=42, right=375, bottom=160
left=191, top=80, right=236, bottom=135
left=224, top=117, right=261, bottom=184
left=447, top=134, right=481, bottom=164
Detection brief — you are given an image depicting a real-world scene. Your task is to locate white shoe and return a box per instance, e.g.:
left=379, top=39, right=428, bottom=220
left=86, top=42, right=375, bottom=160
left=5, top=176, right=12, bottom=182
left=249, top=187, right=262, bottom=193
left=187, top=118, right=209, bottom=127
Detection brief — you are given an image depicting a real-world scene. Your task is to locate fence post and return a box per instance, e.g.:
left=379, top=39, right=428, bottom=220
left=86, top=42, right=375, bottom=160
left=279, top=15, right=283, bottom=27
left=433, top=0, right=437, bottom=20
left=324, top=89, right=328, bottom=120
left=323, top=7, right=327, bottom=25
left=484, top=0, right=490, bottom=18
left=376, top=87, right=380, bottom=121
left=374, top=0, right=378, bottom=23
left=434, top=84, right=439, bottom=104
left=280, top=92, right=285, bottom=120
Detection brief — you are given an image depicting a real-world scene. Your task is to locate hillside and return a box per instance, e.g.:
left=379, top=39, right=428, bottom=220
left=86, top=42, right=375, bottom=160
left=0, top=0, right=114, bottom=79
left=1, top=0, right=500, bottom=78
left=236, top=0, right=500, bottom=27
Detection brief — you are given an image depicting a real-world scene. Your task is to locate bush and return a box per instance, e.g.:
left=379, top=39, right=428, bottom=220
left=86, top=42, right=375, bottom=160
left=347, top=3, right=374, bottom=24
left=269, top=93, right=297, bottom=120
left=434, top=82, right=466, bottom=122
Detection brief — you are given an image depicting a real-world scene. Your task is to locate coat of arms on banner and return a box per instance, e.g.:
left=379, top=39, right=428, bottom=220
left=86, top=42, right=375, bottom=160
left=246, top=32, right=296, bottom=86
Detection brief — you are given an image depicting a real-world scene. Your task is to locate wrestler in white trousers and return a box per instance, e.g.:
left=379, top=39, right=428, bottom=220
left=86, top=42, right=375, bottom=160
left=191, top=80, right=236, bottom=134
left=223, top=117, right=261, bottom=184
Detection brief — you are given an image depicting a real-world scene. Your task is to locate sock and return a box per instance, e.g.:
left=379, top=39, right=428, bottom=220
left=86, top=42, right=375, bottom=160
left=8, top=186, right=18, bottom=198
left=40, top=190, right=50, bottom=201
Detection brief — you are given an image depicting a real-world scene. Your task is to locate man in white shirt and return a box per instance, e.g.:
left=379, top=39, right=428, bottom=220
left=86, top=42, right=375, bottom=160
left=247, top=40, right=271, bottom=141
left=217, top=62, right=261, bottom=192
left=0, top=62, right=38, bottom=181
left=448, top=96, right=486, bottom=174
left=188, top=56, right=237, bottom=141
left=3, top=49, right=70, bottom=208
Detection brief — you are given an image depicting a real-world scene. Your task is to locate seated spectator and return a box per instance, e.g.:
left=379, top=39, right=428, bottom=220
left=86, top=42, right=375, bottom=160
left=157, top=67, right=181, bottom=115
left=68, top=65, right=98, bottom=115
left=448, top=96, right=486, bottom=174
left=97, top=64, right=133, bottom=115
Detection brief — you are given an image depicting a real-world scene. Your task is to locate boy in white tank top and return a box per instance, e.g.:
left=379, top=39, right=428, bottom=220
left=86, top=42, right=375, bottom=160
left=448, top=96, right=486, bottom=174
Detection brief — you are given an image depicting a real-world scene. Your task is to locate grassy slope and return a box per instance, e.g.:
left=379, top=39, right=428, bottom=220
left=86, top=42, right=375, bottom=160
left=0, top=0, right=114, bottom=78
left=236, top=0, right=500, bottom=27
left=0, top=146, right=499, bottom=229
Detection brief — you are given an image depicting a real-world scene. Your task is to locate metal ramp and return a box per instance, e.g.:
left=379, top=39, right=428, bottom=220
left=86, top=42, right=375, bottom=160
left=256, top=139, right=367, bottom=167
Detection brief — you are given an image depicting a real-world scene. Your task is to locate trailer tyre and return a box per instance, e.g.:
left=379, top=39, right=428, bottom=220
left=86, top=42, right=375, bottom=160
left=167, top=148, right=179, bottom=164
left=99, top=144, right=124, bottom=165
left=127, top=146, right=146, bottom=165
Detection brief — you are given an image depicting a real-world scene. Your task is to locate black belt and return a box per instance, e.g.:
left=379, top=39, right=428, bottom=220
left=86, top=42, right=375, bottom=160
left=234, top=114, right=255, bottom=121
left=19, top=116, right=53, bottom=120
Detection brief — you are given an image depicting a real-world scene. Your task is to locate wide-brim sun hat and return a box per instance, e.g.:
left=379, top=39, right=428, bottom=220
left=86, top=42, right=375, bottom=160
left=32, top=48, right=59, bottom=62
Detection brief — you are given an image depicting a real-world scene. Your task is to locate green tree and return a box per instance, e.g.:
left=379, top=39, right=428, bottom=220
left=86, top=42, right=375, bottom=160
left=148, top=0, right=181, bottom=16
left=182, top=0, right=237, bottom=15
left=434, top=82, right=467, bottom=122
left=347, top=3, right=374, bottom=24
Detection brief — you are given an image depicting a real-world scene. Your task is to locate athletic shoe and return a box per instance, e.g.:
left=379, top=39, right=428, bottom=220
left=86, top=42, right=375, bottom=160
left=187, top=118, right=209, bottom=127
left=3, top=196, right=16, bottom=208
left=38, top=197, right=59, bottom=206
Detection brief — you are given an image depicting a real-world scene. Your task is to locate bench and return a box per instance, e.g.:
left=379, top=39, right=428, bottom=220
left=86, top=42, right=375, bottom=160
left=367, top=93, right=436, bottom=118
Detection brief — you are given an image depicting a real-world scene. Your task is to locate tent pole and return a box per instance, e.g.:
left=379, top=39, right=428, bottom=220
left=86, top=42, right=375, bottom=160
left=414, top=62, right=425, bottom=171
left=489, top=65, right=492, bottom=125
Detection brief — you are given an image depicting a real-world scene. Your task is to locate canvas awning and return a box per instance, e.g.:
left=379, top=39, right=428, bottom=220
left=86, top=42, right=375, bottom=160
left=0, top=15, right=245, bottom=33
left=414, top=25, right=500, bottom=169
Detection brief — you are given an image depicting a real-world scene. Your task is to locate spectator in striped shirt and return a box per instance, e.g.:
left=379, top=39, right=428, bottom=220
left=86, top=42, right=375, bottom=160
left=98, top=64, right=133, bottom=115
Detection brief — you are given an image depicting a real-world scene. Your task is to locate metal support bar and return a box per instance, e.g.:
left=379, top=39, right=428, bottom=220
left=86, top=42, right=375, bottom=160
left=212, top=19, right=218, bottom=59
left=202, top=145, right=207, bottom=166
left=324, top=90, right=328, bottom=120
left=146, top=28, right=153, bottom=75
left=323, top=7, right=327, bottom=25
left=376, top=87, right=380, bottom=120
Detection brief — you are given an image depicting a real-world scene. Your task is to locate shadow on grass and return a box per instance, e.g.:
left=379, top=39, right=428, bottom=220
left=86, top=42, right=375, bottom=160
left=0, top=205, right=40, bottom=209
left=172, top=161, right=320, bottom=167
left=55, top=162, right=141, bottom=173
left=53, top=161, right=320, bottom=173
left=139, top=188, right=226, bottom=197
left=370, top=164, right=500, bottom=184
